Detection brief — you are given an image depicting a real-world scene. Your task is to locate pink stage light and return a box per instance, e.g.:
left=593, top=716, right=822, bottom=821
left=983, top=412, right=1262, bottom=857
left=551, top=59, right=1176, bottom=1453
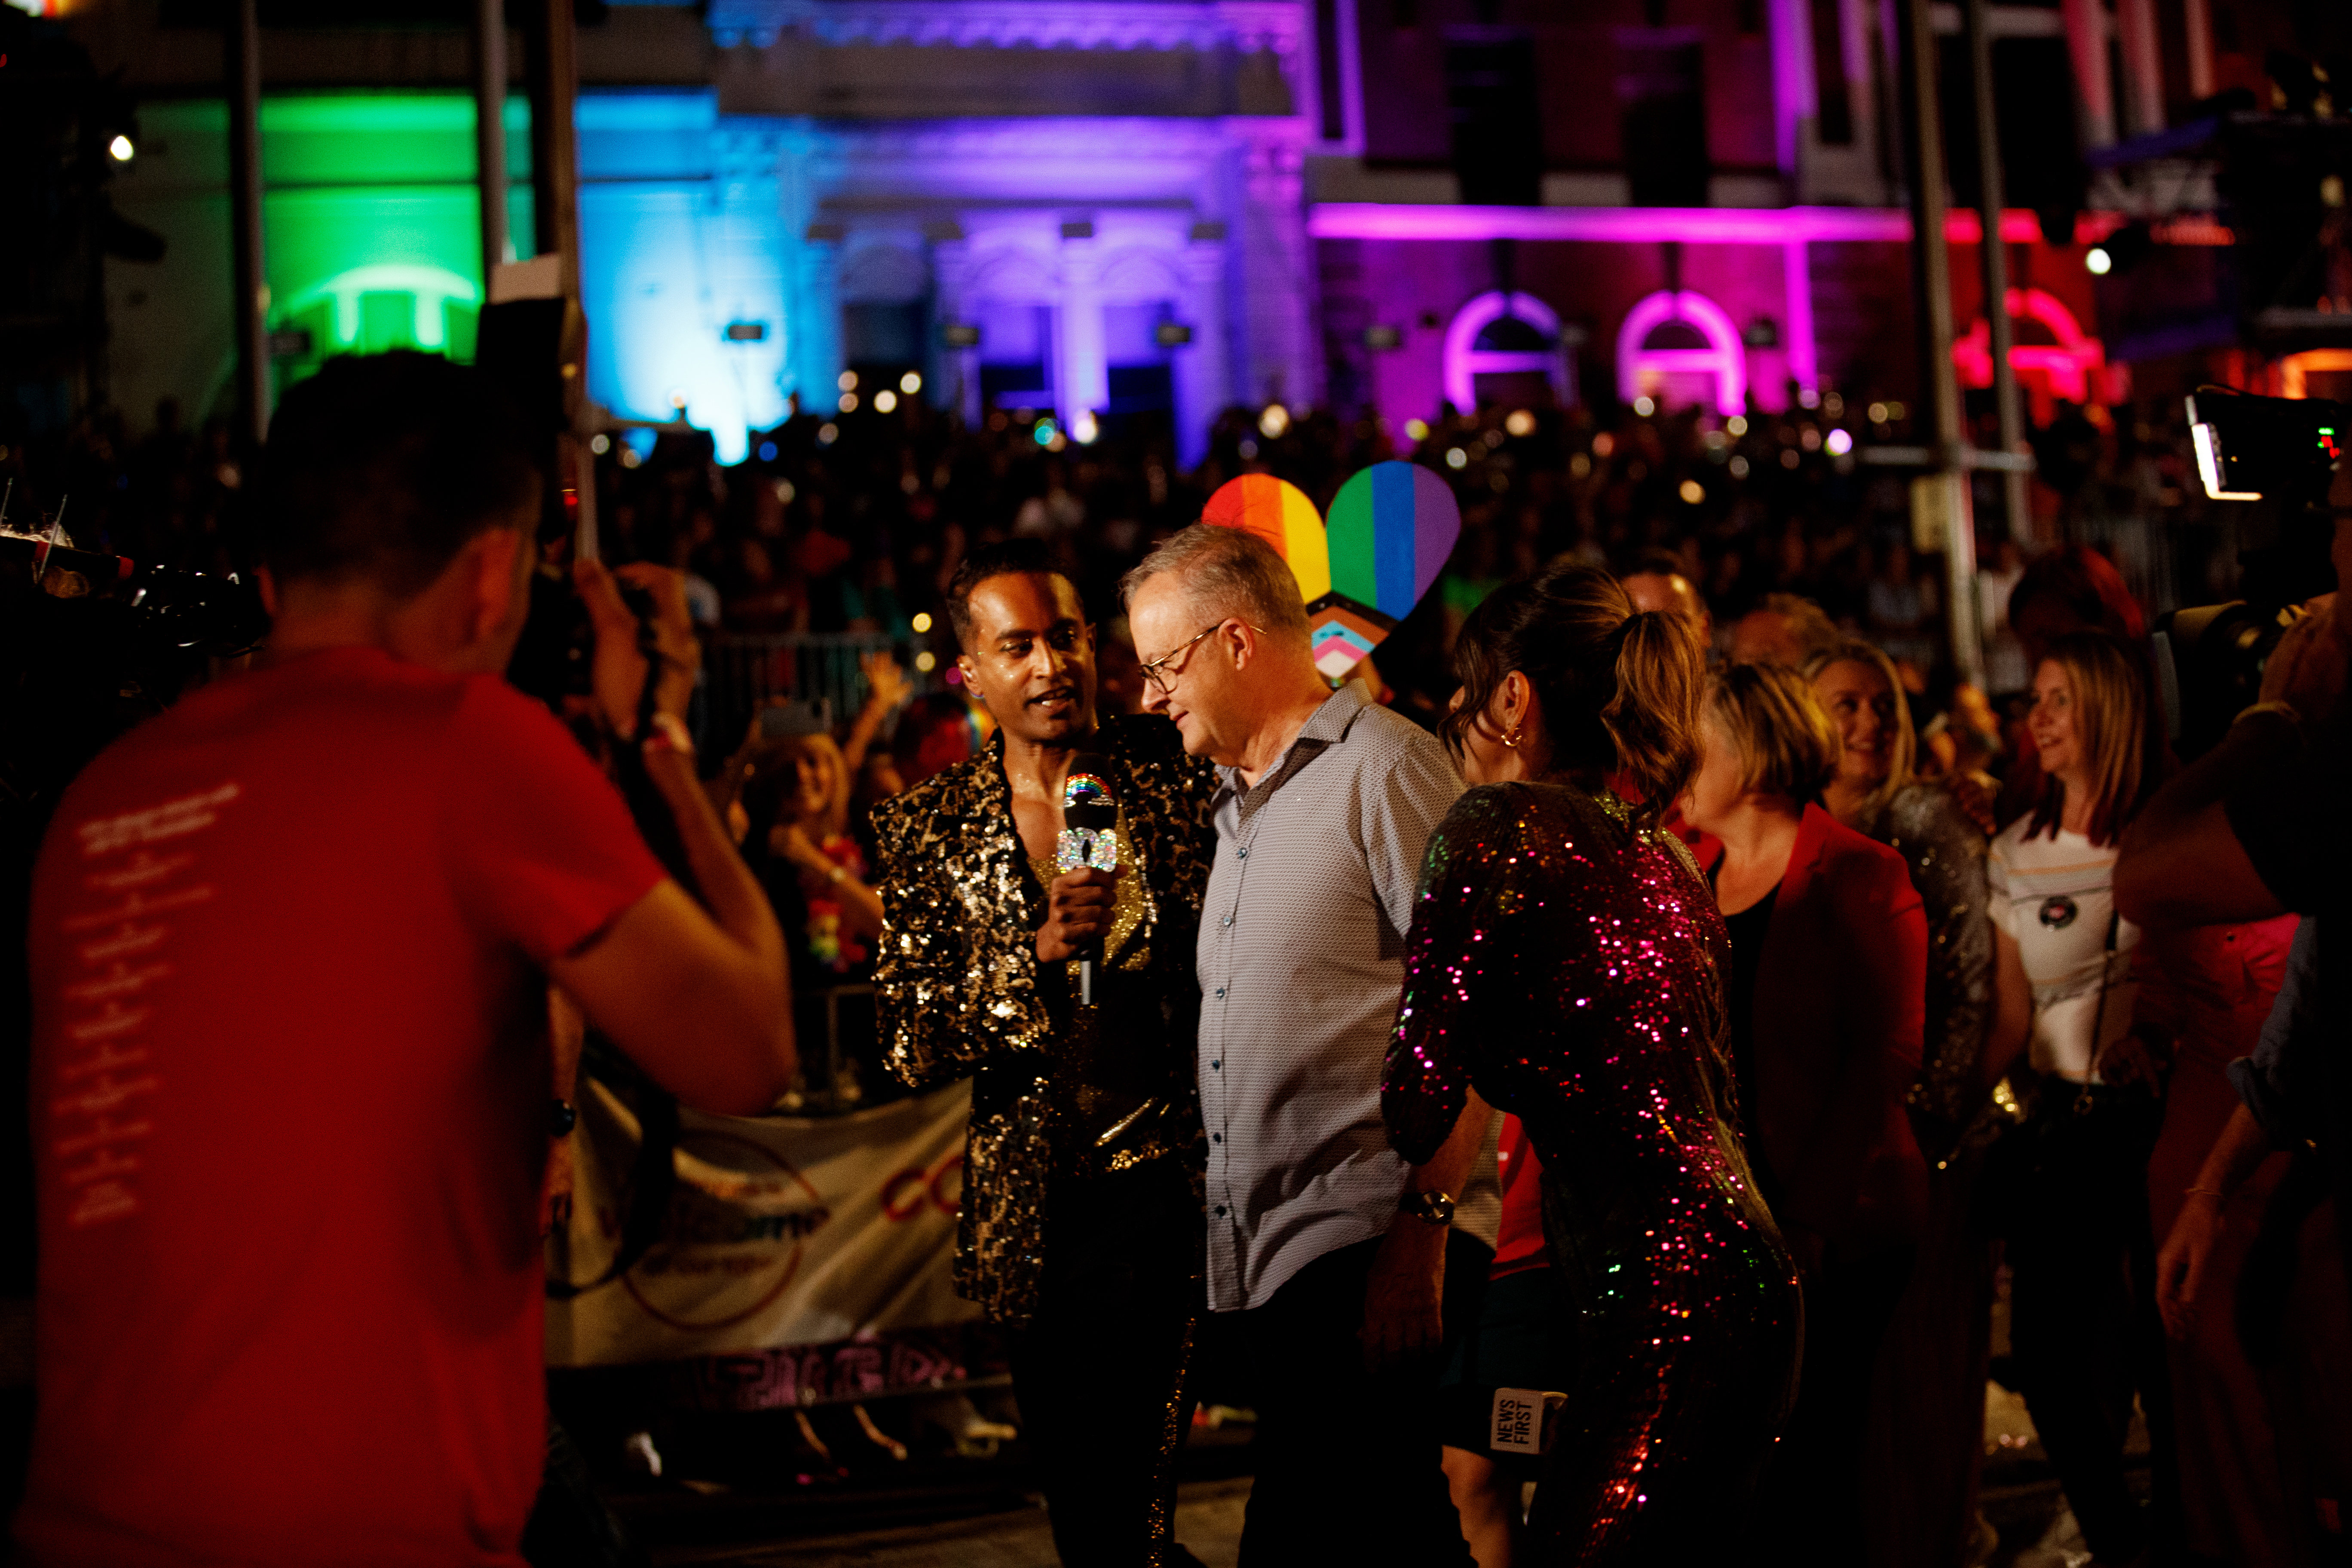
left=1306, top=205, right=2125, bottom=248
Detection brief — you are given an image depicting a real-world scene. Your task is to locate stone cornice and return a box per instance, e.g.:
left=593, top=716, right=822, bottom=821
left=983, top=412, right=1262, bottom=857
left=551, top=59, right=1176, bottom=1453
left=706, top=0, right=1306, bottom=58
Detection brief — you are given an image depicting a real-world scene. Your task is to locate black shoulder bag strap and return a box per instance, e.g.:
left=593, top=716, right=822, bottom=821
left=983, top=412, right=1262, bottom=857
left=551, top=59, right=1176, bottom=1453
left=547, top=585, right=691, bottom=1301
left=2077, top=905, right=2123, bottom=1112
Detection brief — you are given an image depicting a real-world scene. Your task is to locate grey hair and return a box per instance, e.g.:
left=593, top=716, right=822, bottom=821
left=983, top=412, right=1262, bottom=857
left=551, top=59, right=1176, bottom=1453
left=1119, top=524, right=1310, bottom=640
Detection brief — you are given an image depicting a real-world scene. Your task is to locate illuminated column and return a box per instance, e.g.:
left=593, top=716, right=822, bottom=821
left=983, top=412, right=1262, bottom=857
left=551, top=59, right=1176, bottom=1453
left=931, top=233, right=977, bottom=426
left=1233, top=124, right=1318, bottom=409
left=792, top=234, right=841, bottom=417
left=2061, top=0, right=2117, bottom=148
left=1782, top=236, right=1819, bottom=400
left=1178, top=233, right=1232, bottom=469
left=2114, top=0, right=2164, bottom=137
left=713, top=128, right=790, bottom=436
left=1057, top=225, right=1108, bottom=435
left=1838, top=0, right=1883, bottom=193
left=776, top=126, right=839, bottom=416
left=1767, top=0, right=1819, bottom=187
left=2182, top=0, right=2215, bottom=98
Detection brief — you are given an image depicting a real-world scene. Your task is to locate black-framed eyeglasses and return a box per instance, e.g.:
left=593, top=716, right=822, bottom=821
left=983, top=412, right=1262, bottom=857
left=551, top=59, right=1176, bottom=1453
left=1138, top=621, right=1263, bottom=695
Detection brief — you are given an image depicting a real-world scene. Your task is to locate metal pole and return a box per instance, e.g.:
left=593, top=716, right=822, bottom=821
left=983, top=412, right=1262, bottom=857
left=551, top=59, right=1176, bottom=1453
left=1964, top=0, right=2033, bottom=550
left=525, top=0, right=581, bottom=300
left=226, top=0, right=270, bottom=450
left=523, top=0, right=597, bottom=556
left=1896, top=0, right=1984, bottom=684
left=474, top=0, right=509, bottom=287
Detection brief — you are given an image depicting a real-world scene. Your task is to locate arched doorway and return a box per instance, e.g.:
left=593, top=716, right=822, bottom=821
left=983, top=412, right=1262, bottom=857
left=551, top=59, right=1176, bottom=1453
left=1443, top=291, right=1575, bottom=413
left=1615, top=290, right=1746, bottom=416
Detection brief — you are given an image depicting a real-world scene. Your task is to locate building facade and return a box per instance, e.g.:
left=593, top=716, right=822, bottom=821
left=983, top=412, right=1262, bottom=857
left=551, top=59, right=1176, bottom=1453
left=70, top=0, right=2303, bottom=462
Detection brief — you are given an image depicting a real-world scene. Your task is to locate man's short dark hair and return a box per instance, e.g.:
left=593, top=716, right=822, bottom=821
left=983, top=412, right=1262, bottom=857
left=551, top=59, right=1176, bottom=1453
left=944, top=539, right=1077, bottom=649
left=252, top=351, right=542, bottom=596
left=1618, top=546, right=1690, bottom=582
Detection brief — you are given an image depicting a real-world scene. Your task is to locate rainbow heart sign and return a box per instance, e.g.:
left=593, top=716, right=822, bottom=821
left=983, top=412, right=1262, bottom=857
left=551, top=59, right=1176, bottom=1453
left=1201, top=473, right=1331, bottom=601
left=1307, top=461, right=1462, bottom=680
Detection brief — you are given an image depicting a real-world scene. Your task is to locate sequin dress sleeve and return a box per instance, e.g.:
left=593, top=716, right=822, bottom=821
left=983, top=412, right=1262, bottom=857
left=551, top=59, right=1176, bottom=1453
left=1382, top=780, right=1801, bottom=1561
left=1383, top=786, right=1525, bottom=1165
left=1880, top=784, right=1993, bottom=1141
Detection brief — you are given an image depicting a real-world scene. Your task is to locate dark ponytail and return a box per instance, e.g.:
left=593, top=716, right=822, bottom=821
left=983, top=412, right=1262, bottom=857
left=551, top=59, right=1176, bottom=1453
left=1439, top=559, right=1706, bottom=825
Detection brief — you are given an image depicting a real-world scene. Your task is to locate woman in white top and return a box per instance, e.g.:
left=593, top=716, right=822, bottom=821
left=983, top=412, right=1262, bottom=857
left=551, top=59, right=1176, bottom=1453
left=1982, top=630, right=2173, bottom=1568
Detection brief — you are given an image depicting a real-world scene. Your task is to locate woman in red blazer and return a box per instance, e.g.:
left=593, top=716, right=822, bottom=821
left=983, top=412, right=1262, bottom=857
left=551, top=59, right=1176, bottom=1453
left=1681, top=661, right=1929, bottom=1568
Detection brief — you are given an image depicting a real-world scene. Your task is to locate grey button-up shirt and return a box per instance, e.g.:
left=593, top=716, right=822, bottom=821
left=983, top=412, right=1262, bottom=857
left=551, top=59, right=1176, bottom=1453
left=1197, top=680, right=1469, bottom=1311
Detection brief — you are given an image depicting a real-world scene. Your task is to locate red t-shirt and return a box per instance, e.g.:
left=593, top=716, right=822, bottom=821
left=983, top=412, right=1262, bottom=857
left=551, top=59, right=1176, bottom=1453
left=1490, top=1115, right=1548, bottom=1278
left=21, top=647, right=665, bottom=1566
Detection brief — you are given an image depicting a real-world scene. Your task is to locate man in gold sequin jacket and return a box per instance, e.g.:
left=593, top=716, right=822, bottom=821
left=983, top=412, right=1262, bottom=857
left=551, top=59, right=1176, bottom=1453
left=873, top=541, right=1214, bottom=1565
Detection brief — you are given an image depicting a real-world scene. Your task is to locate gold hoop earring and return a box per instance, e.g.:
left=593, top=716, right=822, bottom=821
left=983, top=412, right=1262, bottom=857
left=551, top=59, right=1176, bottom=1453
left=1501, top=726, right=1523, bottom=749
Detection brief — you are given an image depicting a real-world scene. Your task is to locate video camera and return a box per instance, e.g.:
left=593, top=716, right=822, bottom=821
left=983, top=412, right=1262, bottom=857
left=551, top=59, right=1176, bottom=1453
left=2188, top=387, right=2346, bottom=510
left=2155, top=389, right=2346, bottom=757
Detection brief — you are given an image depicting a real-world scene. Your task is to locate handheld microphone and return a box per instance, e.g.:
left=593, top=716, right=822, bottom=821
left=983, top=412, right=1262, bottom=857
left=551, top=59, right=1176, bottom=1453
left=1056, top=754, right=1119, bottom=1006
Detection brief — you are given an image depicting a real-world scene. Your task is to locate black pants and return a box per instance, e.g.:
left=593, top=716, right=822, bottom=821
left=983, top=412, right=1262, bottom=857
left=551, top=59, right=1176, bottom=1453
left=1008, top=1158, right=1200, bottom=1568
left=1205, top=1229, right=1489, bottom=1568
left=521, top=1417, right=644, bottom=1568
left=2008, top=1083, right=2176, bottom=1565
left=1753, top=1240, right=1914, bottom=1568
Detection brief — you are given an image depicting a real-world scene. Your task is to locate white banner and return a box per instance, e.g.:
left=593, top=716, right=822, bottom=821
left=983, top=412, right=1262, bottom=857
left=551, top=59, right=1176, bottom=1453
left=545, top=1078, right=978, bottom=1375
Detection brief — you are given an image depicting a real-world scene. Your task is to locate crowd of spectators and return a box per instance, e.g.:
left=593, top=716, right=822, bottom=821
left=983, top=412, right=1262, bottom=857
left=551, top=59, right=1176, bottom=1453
left=565, top=383, right=2222, bottom=722
left=6, top=374, right=2225, bottom=729
left=0, top=371, right=2236, bottom=1109
left=15, top=360, right=2349, bottom=1561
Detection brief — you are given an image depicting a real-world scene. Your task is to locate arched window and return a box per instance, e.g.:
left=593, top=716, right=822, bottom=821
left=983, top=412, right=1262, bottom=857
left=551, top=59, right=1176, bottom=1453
left=268, top=263, right=483, bottom=393
left=1615, top=290, right=1746, bottom=416
left=1952, top=288, right=2112, bottom=423
left=1443, top=291, right=1574, bottom=412
left=840, top=242, right=932, bottom=386
left=962, top=249, right=1061, bottom=416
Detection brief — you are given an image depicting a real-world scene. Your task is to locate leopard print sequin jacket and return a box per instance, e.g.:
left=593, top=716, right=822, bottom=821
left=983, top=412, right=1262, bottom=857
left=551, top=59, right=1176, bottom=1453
left=873, top=713, right=1215, bottom=1325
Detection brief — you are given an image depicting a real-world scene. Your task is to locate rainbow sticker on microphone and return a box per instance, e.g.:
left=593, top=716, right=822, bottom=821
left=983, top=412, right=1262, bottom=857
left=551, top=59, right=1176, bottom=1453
left=1057, top=770, right=1119, bottom=872
left=1201, top=474, right=1331, bottom=601
left=1306, top=462, right=1462, bottom=680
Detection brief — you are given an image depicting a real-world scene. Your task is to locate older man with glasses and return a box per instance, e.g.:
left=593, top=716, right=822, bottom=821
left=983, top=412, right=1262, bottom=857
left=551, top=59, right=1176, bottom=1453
left=1121, top=524, right=1495, bottom=1567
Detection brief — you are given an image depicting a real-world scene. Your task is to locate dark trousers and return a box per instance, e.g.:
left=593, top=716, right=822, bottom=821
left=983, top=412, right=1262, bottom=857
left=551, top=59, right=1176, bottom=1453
left=1008, top=1158, right=1200, bottom=1568
left=521, top=1418, right=644, bottom=1568
left=2009, top=1084, right=2177, bottom=1565
left=1754, top=1240, right=1915, bottom=1568
left=1205, top=1229, right=1489, bottom=1568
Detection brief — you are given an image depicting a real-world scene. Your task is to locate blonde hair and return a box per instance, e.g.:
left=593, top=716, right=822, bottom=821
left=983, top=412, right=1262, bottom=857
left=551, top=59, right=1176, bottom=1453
left=1442, top=559, right=1706, bottom=824
left=740, top=732, right=853, bottom=842
left=2026, top=630, right=2149, bottom=847
left=1802, top=639, right=1916, bottom=824
left=1705, top=662, right=1841, bottom=803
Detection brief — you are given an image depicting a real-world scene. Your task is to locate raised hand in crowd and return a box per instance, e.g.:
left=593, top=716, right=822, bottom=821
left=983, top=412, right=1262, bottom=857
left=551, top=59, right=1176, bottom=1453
left=862, top=647, right=915, bottom=713
left=843, top=649, right=914, bottom=776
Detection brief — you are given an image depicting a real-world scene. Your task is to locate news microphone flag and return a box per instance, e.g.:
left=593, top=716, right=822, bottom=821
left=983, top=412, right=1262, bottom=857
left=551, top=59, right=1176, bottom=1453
left=1057, top=755, right=1118, bottom=1007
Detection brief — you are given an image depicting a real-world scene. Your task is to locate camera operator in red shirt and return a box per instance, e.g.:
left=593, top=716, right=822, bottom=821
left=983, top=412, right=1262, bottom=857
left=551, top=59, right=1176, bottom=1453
left=18, top=352, right=794, bottom=1566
